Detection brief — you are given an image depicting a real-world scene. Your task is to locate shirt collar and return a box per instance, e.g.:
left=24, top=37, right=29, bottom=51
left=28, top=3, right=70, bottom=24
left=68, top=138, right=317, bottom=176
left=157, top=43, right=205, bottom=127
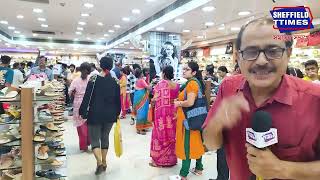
left=237, top=75, right=293, bottom=106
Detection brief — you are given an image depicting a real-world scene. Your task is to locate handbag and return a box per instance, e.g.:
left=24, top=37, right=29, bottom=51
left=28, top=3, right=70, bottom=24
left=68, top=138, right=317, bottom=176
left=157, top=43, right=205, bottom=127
left=82, top=75, right=97, bottom=119
left=114, top=118, right=123, bottom=157
left=182, top=79, right=208, bottom=130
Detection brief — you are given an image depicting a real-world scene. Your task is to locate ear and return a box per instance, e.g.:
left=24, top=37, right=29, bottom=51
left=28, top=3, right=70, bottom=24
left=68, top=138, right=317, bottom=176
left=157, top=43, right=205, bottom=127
left=192, top=71, right=197, bottom=76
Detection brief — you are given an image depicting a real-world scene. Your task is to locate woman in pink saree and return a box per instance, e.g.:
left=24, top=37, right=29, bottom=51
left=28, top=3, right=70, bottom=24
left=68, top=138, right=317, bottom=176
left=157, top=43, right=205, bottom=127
left=150, top=66, right=179, bottom=167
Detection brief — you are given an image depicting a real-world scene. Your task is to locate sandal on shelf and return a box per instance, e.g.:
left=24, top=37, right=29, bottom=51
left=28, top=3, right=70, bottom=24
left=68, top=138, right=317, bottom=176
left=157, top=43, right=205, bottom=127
left=37, top=145, right=49, bottom=160
left=4, top=168, right=22, bottom=179
left=51, top=159, right=63, bottom=166
left=0, top=156, right=14, bottom=169
left=190, top=168, right=203, bottom=176
left=33, top=135, right=45, bottom=142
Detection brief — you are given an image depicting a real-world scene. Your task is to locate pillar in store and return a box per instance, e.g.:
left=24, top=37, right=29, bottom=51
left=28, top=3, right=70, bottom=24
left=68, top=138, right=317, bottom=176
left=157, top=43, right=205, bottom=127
left=145, top=31, right=182, bottom=80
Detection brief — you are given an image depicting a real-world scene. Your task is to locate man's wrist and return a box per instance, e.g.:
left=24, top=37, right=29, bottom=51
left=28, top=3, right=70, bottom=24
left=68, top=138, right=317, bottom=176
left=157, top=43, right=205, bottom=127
left=277, top=160, right=291, bottom=179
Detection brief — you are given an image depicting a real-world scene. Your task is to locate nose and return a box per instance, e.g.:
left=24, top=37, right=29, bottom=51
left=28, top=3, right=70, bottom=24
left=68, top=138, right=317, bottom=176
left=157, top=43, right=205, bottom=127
left=255, top=51, right=269, bottom=66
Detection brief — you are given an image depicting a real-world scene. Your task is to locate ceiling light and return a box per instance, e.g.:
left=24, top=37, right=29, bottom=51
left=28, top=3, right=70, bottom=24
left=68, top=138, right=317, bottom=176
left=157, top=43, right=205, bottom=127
left=97, top=22, right=103, bottom=26
left=202, top=6, right=215, bottom=12
left=100, top=38, right=105, bottom=40
left=8, top=26, right=15, bottom=30
left=87, top=37, right=91, bottom=40
left=108, top=30, right=115, bottom=33
left=205, top=22, right=215, bottom=26
left=5, top=43, right=10, bottom=46
left=33, top=33, right=38, bottom=37
left=183, top=29, right=191, bottom=33
left=84, top=3, right=94, bottom=8
left=156, top=27, right=164, bottom=31
left=14, top=31, right=20, bottom=34
left=114, top=25, right=121, bottom=28
left=169, top=34, right=176, bottom=37
left=174, top=18, right=184, bottom=23
left=146, top=0, right=156, bottom=2
left=124, top=41, right=129, bottom=44
left=77, top=27, right=84, bottom=31
left=41, top=24, right=48, bottom=28
left=104, top=34, right=109, bottom=37
left=0, top=21, right=8, bottom=25
left=75, top=31, right=82, bottom=35
left=130, top=47, right=134, bottom=49
left=120, top=44, right=124, bottom=47
left=48, top=36, right=52, bottom=39
left=81, top=13, right=90, bottom=17
left=218, top=26, right=225, bottom=30
left=37, top=18, right=46, bottom=22
left=78, top=21, right=86, bottom=26
left=231, top=27, right=241, bottom=31
left=238, top=11, right=251, bottom=16
left=122, top=17, right=130, bottom=22
left=132, top=9, right=141, bottom=14
left=197, top=35, right=204, bottom=39
left=114, top=46, right=119, bottom=48
left=33, top=8, right=43, bottom=13
left=17, top=15, right=24, bottom=19
left=74, top=38, right=79, bottom=41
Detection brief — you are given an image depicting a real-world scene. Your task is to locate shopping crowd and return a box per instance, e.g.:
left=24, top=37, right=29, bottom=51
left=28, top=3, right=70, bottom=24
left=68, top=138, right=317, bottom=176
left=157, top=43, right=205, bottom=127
left=1, top=17, right=320, bottom=180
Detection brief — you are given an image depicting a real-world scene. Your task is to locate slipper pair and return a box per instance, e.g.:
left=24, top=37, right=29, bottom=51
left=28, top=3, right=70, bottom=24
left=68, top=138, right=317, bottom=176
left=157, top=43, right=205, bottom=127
left=36, top=169, right=63, bottom=179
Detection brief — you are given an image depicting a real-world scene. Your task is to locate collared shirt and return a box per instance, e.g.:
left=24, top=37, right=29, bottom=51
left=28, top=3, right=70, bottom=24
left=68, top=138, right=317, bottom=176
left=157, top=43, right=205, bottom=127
left=12, top=69, right=24, bottom=88
left=30, top=66, right=54, bottom=81
left=205, top=74, right=320, bottom=180
left=0, top=66, right=13, bottom=88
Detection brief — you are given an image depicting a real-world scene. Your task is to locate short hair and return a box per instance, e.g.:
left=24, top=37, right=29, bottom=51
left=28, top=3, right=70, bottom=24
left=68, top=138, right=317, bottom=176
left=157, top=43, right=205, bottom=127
left=39, top=56, right=47, bottom=61
left=100, top=56, right=113, bottom=71
left=79, top=62, right=91, bottom=73
left=162, top=65, right=174, bottom=80
left=69, top=64, right=75, bottom=69
left=13, top=62, right=20, bottom=69
left=134, top=68, right=143, bottom=78
left=90, top=63, right=96, bottom=69
left=20, top=62, right=26, bottom=66
left=122, top=66, right=131, bottom=75
left=236, top=17, right=293, bottom=50
left=206, top=64, right=215, bottom=75
left=1, top=55, right=11, bottom=64
left=27, top=61, right=33, bottom=67
left=304, top=60, right=318, bottom=68
left=132, top=63, right=141, bottom=70
left=218, top=66, right=228, bottom=73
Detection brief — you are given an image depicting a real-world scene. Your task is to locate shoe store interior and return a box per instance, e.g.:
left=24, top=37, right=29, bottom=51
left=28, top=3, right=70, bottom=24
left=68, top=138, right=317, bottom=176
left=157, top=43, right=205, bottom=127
left=0, top=0, right=319, bottom=180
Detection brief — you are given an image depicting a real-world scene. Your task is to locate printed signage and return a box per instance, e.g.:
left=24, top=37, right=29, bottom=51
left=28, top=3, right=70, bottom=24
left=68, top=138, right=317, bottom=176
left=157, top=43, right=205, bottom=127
left=270, top=6, right=314, bottom=33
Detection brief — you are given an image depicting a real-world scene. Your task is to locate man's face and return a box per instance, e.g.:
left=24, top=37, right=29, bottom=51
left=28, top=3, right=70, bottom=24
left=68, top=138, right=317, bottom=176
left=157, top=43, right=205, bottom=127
left=39, top=58, right=46, bottom=67
left=305, top=65, right=319, bottom=78
left=70, top=66, right=75, bottom=73
left=237, top=23, right=291, bottom=89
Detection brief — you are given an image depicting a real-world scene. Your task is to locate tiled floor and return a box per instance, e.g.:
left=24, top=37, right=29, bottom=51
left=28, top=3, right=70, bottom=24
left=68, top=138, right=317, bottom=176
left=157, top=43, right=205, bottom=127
left=65, top=117, right=217, bottom=180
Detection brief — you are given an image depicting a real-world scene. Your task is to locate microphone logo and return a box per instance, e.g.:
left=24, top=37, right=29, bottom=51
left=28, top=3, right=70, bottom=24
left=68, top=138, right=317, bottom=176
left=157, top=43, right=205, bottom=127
left=262, top=132, right=275, bottom=142
left=247, top=131, right=256, bottom=141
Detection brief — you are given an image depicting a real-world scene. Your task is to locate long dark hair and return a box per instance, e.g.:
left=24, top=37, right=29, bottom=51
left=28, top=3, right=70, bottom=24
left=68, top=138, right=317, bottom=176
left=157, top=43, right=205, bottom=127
left=188, top=61, right=205, bottom=94
left=79, top=62, right=91, bottom=80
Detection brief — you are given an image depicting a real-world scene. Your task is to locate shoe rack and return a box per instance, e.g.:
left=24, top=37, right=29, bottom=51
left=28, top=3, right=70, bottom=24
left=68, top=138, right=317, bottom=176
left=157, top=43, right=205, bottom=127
left=0, top=85, right=68, bottom=180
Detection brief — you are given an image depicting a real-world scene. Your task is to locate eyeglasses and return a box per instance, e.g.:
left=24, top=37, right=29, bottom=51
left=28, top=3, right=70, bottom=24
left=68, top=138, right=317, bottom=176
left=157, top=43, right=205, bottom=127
left=183, top=67, right=191, bottom=71
left=239, top=46, right=286, bottom=61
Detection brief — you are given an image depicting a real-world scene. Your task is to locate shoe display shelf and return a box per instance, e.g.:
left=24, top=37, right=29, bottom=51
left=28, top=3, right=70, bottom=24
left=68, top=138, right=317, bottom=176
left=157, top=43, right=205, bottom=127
left=0, top=87, right=68, bottom=180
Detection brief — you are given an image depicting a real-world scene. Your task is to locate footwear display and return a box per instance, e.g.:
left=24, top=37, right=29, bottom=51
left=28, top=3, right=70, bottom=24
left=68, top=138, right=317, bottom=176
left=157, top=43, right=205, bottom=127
left=37, top=145, right=49, bottom=160
left=51, top=159, right=63, bottom=167
left=33, top=135, right=45, bottom=142
left=46, top=123, right=59, bottom=131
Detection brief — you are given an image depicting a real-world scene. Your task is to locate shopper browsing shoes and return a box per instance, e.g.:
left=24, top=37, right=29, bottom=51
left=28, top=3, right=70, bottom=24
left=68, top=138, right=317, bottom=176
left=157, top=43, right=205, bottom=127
left=170, top=61, right=206, bottom=180
left=79, top=56, right=121, bottom=175
left=69, top=62, right=92, bottom=152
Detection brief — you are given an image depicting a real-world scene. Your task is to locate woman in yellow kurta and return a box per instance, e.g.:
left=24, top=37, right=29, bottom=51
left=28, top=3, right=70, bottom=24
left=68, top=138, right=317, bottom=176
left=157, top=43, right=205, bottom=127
left=172, top=61, right=205, bottom=180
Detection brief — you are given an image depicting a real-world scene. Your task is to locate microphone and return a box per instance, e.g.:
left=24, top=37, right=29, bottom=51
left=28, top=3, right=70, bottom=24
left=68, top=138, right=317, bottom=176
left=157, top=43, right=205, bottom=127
left=246, top=111, right=278, bottom=180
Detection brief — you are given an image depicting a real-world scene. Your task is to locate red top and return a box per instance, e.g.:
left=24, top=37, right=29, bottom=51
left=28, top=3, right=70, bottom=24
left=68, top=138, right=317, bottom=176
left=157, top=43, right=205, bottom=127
left=205, top=74, right=320, bottom=180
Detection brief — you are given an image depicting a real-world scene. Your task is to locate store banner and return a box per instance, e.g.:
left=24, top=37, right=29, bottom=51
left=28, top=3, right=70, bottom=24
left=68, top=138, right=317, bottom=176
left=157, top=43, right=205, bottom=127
left=146, top=31, right=181, bottom=79
left=308, top=31, right=320, bottom=46
left=203, top=47, right=210, bottom=57
left=295, top=36, right=309, bottom=48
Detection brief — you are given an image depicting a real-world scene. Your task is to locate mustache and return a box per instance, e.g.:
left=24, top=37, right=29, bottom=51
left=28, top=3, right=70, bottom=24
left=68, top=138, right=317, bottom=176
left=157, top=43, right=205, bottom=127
left=248, top=64, right=277, bottom=73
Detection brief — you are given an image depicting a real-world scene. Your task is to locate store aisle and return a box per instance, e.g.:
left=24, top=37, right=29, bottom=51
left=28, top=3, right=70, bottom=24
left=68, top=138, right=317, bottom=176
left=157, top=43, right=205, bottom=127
left=65, top=117, right=217, bottom=180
